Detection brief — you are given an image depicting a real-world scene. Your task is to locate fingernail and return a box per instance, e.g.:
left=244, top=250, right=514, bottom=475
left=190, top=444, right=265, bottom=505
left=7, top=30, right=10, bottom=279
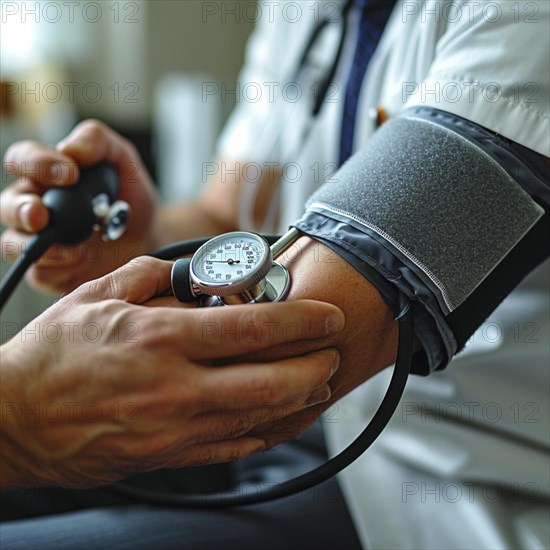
left=306, top=385, right=331, bottom=408
left=327, top=348, right=340, bottom=378
left=251, top=438, right=267, bottom=453
left=325, top=311, right=345, bottom=335
left=19, top=201, right=34, bottom=232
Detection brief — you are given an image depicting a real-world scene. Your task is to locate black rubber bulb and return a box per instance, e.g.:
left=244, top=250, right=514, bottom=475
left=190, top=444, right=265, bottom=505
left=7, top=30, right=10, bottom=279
left=41, top=162, right=118, bottom=246
left=0, top=162, right=118, bottom=310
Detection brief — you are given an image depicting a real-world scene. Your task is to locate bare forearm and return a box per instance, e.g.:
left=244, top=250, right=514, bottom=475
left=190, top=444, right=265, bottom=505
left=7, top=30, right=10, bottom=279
left=245, top=236, right=398, bottom=446
left=0, top=346, right=37, bottom=487
left=278, top=237, right=398, bottom=403
left=156, top=201, right=236, bottom=246
left=155, top=158, right=282, bottom=247
left=0, top=431, right=29, bottom=487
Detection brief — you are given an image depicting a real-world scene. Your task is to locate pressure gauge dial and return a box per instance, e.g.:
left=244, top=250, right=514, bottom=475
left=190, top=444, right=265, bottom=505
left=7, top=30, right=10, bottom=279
left=171, top=230, right=299, bottom=306
left=190, top=231, right=272, bottom=299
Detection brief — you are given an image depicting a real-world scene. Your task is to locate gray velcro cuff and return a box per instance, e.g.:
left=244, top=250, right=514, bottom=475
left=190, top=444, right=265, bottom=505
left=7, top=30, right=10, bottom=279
left=305, top=116, right=544, bottom=313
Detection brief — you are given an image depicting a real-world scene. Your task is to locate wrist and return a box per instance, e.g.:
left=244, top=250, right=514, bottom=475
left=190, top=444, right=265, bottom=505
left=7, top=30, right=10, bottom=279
left=0, top=338, right=56, bottom=487
left=0, top=428, right=29, bottom=487
left=0, top=344, right=32, bottom=487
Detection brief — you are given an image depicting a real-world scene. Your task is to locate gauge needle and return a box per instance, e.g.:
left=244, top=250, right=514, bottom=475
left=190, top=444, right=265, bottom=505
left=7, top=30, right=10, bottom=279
left=210, top=259, right=240, bottom=264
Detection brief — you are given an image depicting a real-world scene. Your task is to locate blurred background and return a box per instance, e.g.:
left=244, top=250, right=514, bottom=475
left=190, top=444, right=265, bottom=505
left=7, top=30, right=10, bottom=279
left=1, top=0, right=256, bottom=341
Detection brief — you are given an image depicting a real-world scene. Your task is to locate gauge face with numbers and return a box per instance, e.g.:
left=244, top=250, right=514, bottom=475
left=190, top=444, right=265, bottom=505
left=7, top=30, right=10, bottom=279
left=189, top=232, right=272, bottom=296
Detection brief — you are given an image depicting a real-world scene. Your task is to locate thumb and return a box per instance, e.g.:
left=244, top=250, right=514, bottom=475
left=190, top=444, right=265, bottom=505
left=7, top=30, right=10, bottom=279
left=73, top=256, right=173, bottom=304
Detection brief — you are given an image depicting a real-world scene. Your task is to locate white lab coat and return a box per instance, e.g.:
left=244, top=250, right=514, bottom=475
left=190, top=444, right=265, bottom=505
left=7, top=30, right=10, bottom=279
left=218, top=2, right=550, bottom=548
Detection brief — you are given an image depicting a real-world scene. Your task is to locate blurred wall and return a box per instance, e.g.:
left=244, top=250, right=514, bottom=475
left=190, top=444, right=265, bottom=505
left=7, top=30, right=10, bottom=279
left=1, top=0, right=255, bottom=148
left=68, top=0, right=256, bottom=129
left=149, top=1, right=254, bottom=123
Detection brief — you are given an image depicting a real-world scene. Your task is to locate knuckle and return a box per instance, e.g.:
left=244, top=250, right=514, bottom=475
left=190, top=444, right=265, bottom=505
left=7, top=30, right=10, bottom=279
left=135, top=313, right=158, bottom=343
left=71, top=278, right=103, bottom=302
left=252, top=308, right=273, bottom=332
left=4, top=140, right=35, bottom=164
left=120, top=136, right=139, bottom=158
left=247, top=375, right=283, bottom=404
left=215, top=414, right=254, bottom=440
left=3, top=142, right=18, bottom=164
left=192, top=447, right=219, bottom=466
left=225, top=445, right=251, bottom=462
left=25, top=268, right=59, bottom=294
left=76, top=118, right=108, bottom=139
left=26, top=267, right=54, bottom=288
left=103, top=272, right=119, bottom=299
left=128, top=255, right=158, bottom=274
left=311, top=357, right=331, bottom=387
left=77, top=119, right=134, bottom=156
left=137, top=314, right=176, bottom=353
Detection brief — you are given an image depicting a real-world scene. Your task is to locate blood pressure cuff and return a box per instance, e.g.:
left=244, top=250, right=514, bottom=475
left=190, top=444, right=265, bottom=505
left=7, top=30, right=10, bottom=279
left=293, top=107, right=550, bottom=375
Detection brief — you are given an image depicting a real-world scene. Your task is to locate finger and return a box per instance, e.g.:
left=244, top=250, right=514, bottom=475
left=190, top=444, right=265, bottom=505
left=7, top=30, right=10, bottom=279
left=184, top=384, right=331, bottom=445
left=90, top=432, right=266, bottom=472
left=1, top=229, right=83, bottom=293
left=1, top=228, right=84, bottom=267
left=162, top=300, right=345, bottom=361
left=25, top=264, right=82, bottom=296
left=168, top=437, right=267, bottom=468
left=4, top=141, right=79, bottom=186
left=143, top=295, right=198, bottom=309
left=34, top=243, right=86, bottom=267
left=212, top=337, right=331, bottom=366
left=250, top=400, right=332, bottom=449
left=72, top=256, right=173, bottom=304
left=55, top=120, right=139, bottom=178
left=196, top=348, right=340, bottom=408
left=0, top=184, right=49, bottom=233
left=1, top=228, right=29, bottom=261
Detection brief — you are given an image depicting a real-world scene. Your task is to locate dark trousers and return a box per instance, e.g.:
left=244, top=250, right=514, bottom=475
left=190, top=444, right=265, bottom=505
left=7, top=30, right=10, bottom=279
left=0, top=423, right=362, bottom=549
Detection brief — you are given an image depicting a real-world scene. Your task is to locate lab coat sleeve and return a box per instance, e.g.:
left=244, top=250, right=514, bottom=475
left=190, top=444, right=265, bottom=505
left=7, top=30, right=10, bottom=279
left=293, top=108, right=550, bottom=374
left=403, top=0, right=550, bottom=157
